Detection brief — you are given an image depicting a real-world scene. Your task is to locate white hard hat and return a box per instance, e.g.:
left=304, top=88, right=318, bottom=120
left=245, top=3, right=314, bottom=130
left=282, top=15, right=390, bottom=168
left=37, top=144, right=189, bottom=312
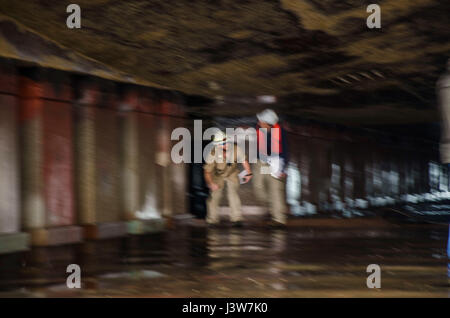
left=257, top=109, right=279, bottom=125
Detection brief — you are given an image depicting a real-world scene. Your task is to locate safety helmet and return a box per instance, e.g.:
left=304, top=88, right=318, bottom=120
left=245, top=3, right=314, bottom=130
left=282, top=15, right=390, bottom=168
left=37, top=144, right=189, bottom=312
left=257, top=109, right=279, bottom=125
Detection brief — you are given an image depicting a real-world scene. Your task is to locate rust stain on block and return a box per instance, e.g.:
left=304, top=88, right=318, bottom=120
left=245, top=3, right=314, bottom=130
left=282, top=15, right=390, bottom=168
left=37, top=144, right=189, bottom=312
left=0, top=94, right=20, bottom=234
left=83, top=222, right=127, bottom=240
left=30, top=226, right=82, bottom=246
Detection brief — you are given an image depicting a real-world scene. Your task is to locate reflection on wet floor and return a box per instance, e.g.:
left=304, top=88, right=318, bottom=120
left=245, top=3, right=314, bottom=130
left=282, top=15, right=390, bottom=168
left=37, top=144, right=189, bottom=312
left=0, top=219, right=448, bottom=297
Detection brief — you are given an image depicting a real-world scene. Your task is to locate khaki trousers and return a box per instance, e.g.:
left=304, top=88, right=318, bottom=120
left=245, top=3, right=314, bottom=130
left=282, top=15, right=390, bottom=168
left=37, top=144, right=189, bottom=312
left=206, top=177, right=242, bottom=224
left=206, top=176, right=242, bottom=224
left=253, top=160, right=287, bottom=224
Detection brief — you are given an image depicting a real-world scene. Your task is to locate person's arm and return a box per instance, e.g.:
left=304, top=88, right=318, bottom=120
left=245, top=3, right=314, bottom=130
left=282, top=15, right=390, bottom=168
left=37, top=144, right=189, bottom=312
left=204, top=167, right=219, bottom=191
left=241, top=159, right=253, bottom=184
left=235, top=145, right=252, bottom=183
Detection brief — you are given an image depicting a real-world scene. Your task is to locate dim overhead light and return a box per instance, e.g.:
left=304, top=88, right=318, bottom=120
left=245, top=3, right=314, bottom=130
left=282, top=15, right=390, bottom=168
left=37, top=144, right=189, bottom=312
left=257, top=95, right=277, bottom=104
left=208, top=81, right=220, bottom=90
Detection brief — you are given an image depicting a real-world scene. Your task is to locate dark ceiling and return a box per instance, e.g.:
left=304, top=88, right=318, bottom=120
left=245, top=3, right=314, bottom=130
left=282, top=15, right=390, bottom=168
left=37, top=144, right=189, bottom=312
left=0, top=0, right=449, bottom=124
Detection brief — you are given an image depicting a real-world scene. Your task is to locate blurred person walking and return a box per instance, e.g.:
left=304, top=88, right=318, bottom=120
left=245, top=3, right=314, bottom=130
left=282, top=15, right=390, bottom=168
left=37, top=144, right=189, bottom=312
left=254, top=109, right=289, bottom=227
left=438, top=59, right=450, bottom=166
left=437, top=59, right=450, bottom=278
left=203, top=130, right=252, bottom=227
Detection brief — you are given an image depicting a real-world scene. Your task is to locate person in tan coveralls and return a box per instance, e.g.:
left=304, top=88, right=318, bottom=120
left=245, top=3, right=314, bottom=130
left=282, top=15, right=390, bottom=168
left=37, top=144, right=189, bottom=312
left=203, top=130, right=252, bottom=227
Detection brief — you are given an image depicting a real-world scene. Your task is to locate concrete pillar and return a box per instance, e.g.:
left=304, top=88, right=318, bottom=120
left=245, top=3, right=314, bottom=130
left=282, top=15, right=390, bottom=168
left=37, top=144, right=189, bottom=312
left=353, top=142, right=367, bottom=201
left=75, top=81, right=126, bottom=239
left=171, top=115, right=189, bottom=218
left=397, top=150, right=408, bottom=198
left=314, top=138, right=332, bottom=213
left=330, top=138, right=347, bottom=212
left=364, top=147, right=375, bottom=201
left=380, top=149, right=392, bottom=198
left=120, top=89, right=189, bottom=233
left=285, top=132, right=302, bottom=216
left=307, top=141, right=321, bottom=208
left=121, top=91, right=140, bottom=221
left=156, top=97, right=189, bottom=220
left=419, top=155, right=431, bottom=194
left=408, top=159, right=421, bottom=195
left=155, top=104, right=173, bottom=219
left=118, top=88, right=163, bottom=234
left=298, top=136, right=316, bottom=215
left=0, top=63, right=29, bottom=254
left=129, top=91, right=188, bottom=233
left=18, top=69, right=81, bottom=246
left=371, top=146, right=383, bottom=199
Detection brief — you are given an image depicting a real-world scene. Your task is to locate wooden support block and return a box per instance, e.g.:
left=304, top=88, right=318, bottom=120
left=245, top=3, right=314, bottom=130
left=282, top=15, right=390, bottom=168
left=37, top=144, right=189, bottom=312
left=83, top=222, right=127, bottom=240
left=29, top=226, right=82, bottom=246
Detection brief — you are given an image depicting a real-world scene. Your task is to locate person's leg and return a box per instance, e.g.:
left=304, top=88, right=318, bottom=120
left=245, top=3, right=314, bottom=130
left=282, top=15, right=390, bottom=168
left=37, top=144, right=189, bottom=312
left=226, top=178, right=242, bottom=223
left=252, top=160, right=268, bottom=204
left=206, top=186, right=223, bottom=224
left=269, top=176, right=287, bottom=224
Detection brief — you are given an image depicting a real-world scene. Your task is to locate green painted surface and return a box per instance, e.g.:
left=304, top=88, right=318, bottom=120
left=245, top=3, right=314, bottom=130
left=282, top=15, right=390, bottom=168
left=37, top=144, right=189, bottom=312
left=127, top=219, right=166, bottom=235
left=0, top=232, right=30, bottom=254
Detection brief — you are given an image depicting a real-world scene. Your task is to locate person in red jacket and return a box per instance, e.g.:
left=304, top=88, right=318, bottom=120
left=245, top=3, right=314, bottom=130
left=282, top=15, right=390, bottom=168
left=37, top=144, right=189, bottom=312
left=253, top=109, right=289, bottom=226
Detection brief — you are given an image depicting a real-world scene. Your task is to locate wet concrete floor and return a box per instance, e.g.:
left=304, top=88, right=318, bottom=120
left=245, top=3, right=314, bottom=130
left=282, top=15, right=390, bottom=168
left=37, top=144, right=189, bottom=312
left=0, top=218, right=449, bottom=297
